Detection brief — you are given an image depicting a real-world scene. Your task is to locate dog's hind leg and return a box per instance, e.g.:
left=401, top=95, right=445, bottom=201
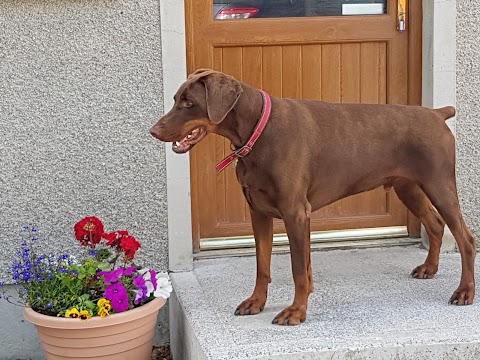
left=420, top=178, right=476, bottom=305
left=393, top=178, right=445, bottom=279
left=235, top=208, right=273, bottom=316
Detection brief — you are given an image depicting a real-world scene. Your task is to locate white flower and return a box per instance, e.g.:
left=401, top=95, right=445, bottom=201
left=138, top=269, right=172, bottom=299
left=154, top=272, right=173, bottom=299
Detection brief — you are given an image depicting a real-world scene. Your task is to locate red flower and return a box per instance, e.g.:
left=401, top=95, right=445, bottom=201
left=74, top=216, right=104, bottom=247
left=103, top=230, right=129, bottom=247
left=119, top=235, right=141, bottom=259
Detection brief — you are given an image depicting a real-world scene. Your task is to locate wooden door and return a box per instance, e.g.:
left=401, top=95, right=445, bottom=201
left=186, top=0, right=422, bottom=247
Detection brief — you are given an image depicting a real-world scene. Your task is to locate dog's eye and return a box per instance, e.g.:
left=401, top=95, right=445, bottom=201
left=184, top=101, right=193, bottom=108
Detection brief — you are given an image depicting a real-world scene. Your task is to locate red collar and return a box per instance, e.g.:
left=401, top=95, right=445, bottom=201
left=215, top=90, right=272, bottom=172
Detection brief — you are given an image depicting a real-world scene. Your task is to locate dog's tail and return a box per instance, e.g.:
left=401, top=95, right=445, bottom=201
left=435, top=106, right=456, bottom=121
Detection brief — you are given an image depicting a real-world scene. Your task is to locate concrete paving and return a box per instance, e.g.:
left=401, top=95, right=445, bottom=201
left=170, top=246, right=480, bottom=360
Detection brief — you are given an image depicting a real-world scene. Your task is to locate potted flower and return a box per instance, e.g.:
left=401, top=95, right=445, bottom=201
left=0, top=216, right=172, bottom=360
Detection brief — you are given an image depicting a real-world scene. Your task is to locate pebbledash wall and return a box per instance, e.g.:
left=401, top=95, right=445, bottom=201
left=0, top=0, right=479, bottom=359
left=0, top=0, right=170, bottom=358
left=456, top=0, right=480, bottom=242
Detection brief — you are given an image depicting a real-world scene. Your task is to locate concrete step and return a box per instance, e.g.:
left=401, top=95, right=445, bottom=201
left=170, top=246, right=480, bottom=360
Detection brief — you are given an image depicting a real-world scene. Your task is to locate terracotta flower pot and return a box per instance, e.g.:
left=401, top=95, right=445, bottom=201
left=23, top=297, right=166, bottom=360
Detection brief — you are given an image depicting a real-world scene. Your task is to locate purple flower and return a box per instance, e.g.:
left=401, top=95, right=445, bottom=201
left=46, top=302, right=52, bottom=308
left=97, top=266, right=137, bottom=283
left=134, top=287, right=146, bottom=305
left=133, top=275, right=147, bottom=305
left=88, top=250, right=98, bottom=256
left=133, top=275, right=145, bottom=288
left=123, top=266, right=136, bottom=276
left=97, top=268, right=123, bottom=284
left=111, top=292, right=129, bottom=312
left=149, top=270, right=157, bottom=291
left=104, top=282, right=127, bottom=300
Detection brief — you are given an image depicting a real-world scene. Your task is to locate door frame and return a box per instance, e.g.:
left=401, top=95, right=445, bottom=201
left=161, top=0, right=457, bottom=271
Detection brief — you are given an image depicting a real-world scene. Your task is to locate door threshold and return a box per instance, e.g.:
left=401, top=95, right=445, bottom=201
left=194, top=237, right=420, bottom=259
left=195, top=226, right=420, bottom=260
left=200, top=226, right=408, bottom=251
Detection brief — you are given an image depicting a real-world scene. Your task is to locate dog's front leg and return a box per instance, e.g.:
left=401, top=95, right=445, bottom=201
left=235, top=208, right=273, bottom=316
left=272, top=210, right=311, bottom=326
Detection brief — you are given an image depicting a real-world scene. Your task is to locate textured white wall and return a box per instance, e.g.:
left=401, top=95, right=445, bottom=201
left=456, top=0, right=480, bottom=241
left=0, top=0, right=169, bottom=354
left=0, top=0, right=168, bottom=277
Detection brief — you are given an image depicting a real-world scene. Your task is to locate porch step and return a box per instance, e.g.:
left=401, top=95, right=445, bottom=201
left=170, top=245, right=480, bottom=360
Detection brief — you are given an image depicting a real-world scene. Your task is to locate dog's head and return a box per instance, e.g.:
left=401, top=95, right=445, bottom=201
left=150, top=69, right=243, bottom=153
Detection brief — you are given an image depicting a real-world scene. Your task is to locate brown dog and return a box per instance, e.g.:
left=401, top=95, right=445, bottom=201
left=150, top=69, right=476, bottom=325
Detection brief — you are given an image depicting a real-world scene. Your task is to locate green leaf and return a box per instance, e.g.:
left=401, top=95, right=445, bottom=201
left=84, top=300, right=95, bottom=309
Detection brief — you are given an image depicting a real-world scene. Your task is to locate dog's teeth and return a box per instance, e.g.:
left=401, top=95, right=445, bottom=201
left=187, top=134, right=192, bottom=139
left=175, top=141, right=180, bottom=146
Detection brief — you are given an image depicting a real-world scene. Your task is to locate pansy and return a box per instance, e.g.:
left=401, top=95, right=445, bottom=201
left=79, top=310, right=91, bottom=320
left=98, top=307, right=109, bottom=318
left=97, top=298, right=109, bottom=308
left=65, top=308, right=80, bottom=318
left=97, top=298, right=112, bottom=317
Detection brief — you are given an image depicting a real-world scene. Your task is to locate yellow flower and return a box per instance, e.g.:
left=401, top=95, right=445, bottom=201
left=79, top=310, right=91, bottom=320
left=98, top=307, right=109, bottom=318
left=97, top=298, right=108, bottom=308
left=103, top=303, right=111, bottom=312
left=65, top=308, right=80, bottom=318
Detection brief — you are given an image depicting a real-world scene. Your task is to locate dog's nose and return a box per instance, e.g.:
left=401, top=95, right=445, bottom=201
left=150, top=126, right=161, bottom=139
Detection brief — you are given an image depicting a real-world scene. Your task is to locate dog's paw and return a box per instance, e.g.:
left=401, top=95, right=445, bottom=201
left=449, top=283, right=475, bottom=305
left=411, top=263, right=438, bottom=279
left=271, top=305, right=306, bottom=326
left=234, top=297, right=266, bottom=316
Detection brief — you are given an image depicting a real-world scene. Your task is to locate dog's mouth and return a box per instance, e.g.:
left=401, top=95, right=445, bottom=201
left=172, top=126, right=207, bottom=154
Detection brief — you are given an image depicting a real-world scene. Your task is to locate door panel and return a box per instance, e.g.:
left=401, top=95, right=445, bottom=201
left=186, top=0, right=421, bottom=244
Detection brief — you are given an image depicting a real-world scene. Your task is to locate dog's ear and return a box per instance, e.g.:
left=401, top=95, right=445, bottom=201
left=202, top=73, right=243, bottom=124
left=188, top=68, right=215, bottom=79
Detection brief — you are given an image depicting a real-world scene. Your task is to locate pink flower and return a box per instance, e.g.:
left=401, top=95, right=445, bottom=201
left=97, top=266, right=136, bottom=284
left=104, top=282, right=127, bottom=300
left=97, top=268, right=123, bottom=284
left=111, top=292, right=129, bottom=312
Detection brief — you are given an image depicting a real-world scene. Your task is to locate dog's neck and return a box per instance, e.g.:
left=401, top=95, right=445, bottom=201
left=213, top=84, right=264, bottom=149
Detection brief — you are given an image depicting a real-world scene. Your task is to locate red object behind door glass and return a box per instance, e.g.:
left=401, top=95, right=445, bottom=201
left=215, top=7, right=259, bottom=19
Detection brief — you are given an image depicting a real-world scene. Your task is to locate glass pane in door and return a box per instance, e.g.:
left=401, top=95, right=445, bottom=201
left=213, top=0, right=387, bottom=20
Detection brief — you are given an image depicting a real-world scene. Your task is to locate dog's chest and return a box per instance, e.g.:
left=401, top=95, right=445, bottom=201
left=235, top=163, right=280, bottom=217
